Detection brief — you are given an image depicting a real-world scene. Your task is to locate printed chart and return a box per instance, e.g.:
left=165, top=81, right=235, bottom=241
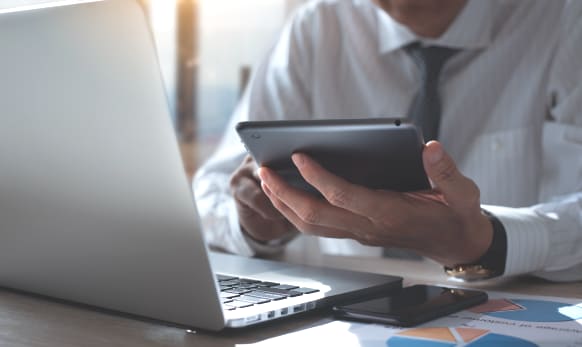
left=469, top=299, right=582, bottom=322
left=238, top=292, right=582, bottom=347
left=386, top=327, right=537, bottom=347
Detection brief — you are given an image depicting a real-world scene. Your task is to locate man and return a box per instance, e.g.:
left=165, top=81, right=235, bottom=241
left=194, top=0, right=582, bottom=282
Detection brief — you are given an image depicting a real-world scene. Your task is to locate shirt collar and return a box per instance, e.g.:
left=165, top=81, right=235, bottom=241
left=376, top=0, right=494, bottom=54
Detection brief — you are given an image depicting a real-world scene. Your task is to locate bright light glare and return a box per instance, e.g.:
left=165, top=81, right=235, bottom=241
left=0, top=0, right=100, bottom=14
left=150, top=0, right=176, bottom=33
left=558, top=303, right=582, bottom=321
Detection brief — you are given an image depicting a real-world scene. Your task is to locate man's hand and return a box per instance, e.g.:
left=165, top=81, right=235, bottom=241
left=258, top=141, right=493, bottom=267
left=230, top=155, right=296, bottom=243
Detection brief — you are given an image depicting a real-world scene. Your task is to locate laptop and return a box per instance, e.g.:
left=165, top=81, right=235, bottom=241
left=0, top=0, right=402, bottom=331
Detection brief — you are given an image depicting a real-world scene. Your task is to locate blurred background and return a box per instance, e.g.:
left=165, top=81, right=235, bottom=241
left=139, top=0, right=307, bottom=181
left=1, top=0, right=306, bottom=181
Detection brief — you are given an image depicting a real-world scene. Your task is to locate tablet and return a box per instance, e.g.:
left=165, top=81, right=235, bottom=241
left=236, top=118, right=430, bottom=195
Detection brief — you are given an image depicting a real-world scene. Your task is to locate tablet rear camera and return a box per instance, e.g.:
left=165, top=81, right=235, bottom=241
left=394, top=119, right=401, bottom=126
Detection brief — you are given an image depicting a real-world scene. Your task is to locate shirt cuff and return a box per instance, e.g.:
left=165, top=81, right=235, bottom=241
left=224, top=199, right=257, bottom=257
left=227, top=199, right=294, bottom=257
left=241, top=230, right=294, bottom=256
left=482, top=205, right=551, bottom=277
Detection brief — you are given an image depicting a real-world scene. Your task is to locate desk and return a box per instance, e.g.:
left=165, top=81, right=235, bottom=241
left=1, top=258, right=581, bottom=347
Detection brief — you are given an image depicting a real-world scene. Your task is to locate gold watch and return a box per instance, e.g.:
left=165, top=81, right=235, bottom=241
left=444, top=209, right=507, bottom=282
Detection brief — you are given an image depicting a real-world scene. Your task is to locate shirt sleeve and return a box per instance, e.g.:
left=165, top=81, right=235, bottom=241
left=192, top=5, right=315, bottom=256
left=487, top=1, right=582, bottom=281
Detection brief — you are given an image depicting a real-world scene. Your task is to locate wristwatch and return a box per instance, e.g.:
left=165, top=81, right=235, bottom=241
left=445, top=209, right=507, bottom=282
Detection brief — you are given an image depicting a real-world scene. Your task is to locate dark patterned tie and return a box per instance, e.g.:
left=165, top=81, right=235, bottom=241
left=383, top=44, right=459, bottom=260
left=407, top=43, right=459, bottom=141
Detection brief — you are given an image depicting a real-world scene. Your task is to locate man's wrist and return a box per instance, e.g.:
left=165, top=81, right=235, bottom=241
left=445, top=209, right=507, bottom=282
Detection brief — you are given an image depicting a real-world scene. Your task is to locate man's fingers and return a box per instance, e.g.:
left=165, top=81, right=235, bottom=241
left=290, top=153, right=387, bottom=219
left=262, top=182, right=359, bottom=239
left=259, top=167, right=371, bottom=237
left=234, top=176, right=285, bottom=221
left=423, top=141, right=480, bottom=209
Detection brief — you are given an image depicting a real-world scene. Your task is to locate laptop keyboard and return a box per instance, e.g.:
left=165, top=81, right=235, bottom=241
left=216, top=274, right=320, bottom=311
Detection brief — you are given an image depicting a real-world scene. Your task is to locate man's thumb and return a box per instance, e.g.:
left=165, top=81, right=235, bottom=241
left=423, top=141, right=480, bottom=209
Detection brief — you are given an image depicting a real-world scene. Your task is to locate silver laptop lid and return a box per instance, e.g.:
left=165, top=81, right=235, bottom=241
left=0, top=0, right=225, bottom=331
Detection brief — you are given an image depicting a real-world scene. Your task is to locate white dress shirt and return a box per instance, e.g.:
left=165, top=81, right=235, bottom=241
left=193, top=0, right=582, bottom=281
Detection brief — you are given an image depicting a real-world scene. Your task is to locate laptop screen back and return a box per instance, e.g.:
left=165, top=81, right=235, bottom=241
left=0, top=0, right=225, bottom=330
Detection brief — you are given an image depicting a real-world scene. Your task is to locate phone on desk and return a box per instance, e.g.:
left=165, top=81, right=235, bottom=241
left=333, top=285, right=488, bottom=327
left=236, top=118, right=430, bottom=196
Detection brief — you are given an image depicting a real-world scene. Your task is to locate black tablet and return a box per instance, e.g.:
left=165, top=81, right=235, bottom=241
left=236, top=118, right=430, bottom=195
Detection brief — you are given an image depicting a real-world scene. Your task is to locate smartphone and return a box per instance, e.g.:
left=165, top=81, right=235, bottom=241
left=332, top=285, right=488, bottom=327
left=236, top=118, right=430, bottom=196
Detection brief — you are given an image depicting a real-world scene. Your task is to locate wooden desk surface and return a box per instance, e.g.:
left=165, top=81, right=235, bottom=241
left=1, top=258, right=581, bottom=347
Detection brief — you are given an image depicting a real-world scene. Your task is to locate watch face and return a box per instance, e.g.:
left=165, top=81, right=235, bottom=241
left=445, top=265, right=499, bottom=282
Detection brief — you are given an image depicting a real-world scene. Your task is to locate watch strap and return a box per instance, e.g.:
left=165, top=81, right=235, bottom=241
left=445, top=209, right=507, bottom=281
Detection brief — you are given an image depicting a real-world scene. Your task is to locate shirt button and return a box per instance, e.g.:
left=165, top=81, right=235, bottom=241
left=492, top=140, right=502, bottom=151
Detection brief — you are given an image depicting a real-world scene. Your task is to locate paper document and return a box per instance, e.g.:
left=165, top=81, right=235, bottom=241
left=238, top=291, right=582, bottom=347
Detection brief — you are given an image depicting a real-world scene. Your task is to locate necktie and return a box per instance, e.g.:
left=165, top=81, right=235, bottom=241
left=407, top=43, right=459, bottom=141
left=382, top=44, right=458, bottom=260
